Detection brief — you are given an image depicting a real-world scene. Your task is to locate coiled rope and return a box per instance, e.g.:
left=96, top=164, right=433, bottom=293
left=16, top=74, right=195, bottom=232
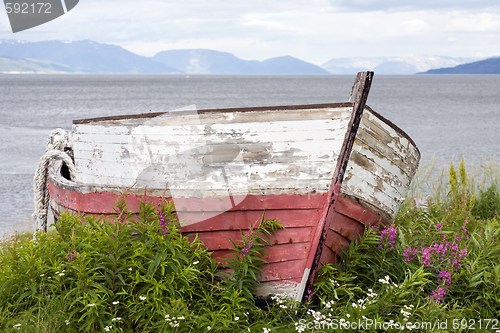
left=33, top=129, right=76, bottom=234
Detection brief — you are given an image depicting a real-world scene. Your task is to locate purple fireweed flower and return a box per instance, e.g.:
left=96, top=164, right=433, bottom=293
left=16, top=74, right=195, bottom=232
left=436, top=222, right=443, bottom=230
left=305, top=288, right=313, bottom=299
left=157, top=210, right=169, bottom=237
left=240, top=241, right=254, bottom=257
left=404, top=248, right=419, bottom=262
left=430, top=287, right=447, bottom=303
left=377, top=226, right=397, bottom=250
left=437, top=270, right=451, bottom=286
left=68, top=249, right=75, bottom=261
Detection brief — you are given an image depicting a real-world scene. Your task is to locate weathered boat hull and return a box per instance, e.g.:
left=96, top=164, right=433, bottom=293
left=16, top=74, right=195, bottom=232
left=48, top=73, right=420, bottom=301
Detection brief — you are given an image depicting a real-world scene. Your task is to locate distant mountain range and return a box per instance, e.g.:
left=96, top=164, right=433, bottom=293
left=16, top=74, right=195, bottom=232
left=420, top=57, right=500, bottom=74
left=0, top=56, right=77, bottom=73
left=321, top=55, right=479, bottom=75
left=153, top=49, right=328, bottom=74
left=0, top=39, right=177, bottom=73
left=0, top=39, right=497, bottom=74
left=0, top=40, right=327, bottom=74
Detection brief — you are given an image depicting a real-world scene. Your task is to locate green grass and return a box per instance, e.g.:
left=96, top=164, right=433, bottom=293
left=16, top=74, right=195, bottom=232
left=2, top=157, right=500, bottom=332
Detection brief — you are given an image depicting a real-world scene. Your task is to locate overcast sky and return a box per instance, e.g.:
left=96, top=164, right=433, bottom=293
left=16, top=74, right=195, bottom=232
left=1, top=0, right=500, bottom=65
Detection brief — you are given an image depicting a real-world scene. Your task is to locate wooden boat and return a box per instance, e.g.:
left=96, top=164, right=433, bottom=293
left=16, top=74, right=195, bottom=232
left=48, top=72, right=420, bottom=302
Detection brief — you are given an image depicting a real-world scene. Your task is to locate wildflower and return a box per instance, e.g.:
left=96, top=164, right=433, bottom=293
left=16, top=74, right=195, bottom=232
left=378, top=226, right=397, bottom=250
left=329, top=279, right=340, bottom=287
left=193, top=261, right=199, bottom=265
left=157, top=210, right=169, bottom=237
left=128, top=267, right=132, bottom=271
left=40, top=274, right=45, bottom=277
left=104, top=326, right=112, bottom=332
left=112, top=317, right=122, bottom=321
left=263, top=328, right=271, bottom=333
left=88, top=303, right=95, bottom=307
left=112, top=301, right=119, bottom=305
left=65, top=319, right=70, bottom=325
left=59, top=272, right=65, bottom=276
left=430, top=287, right=447, bottom=303
left=241, top=241, right=253, bottom=256
left=207, top=326, right=211, bottom=331
left=68, top=249, right=75, bottom=261
left=379, top=275, right=390, bottom=285
left=235, top=316, right=239, bottom=321
left=13, top=323, right=21, bottom=329
left=139, top=296, right=147, bottom=301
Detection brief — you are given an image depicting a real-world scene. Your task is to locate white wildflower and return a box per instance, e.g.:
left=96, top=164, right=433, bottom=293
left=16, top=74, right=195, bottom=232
left=295, top=321, right=306, bottom=333
left=207, top=326, right=211, bottom=330
left=65, top=319, right=70, bottom=325
left=128, top=267, right=132, bottom=271
left=263, top=328, right=271, bottom=333
left=112, top=317, right=122, bottom=322
left=329, top=279, right=340, bottom=287
left=112, top=301, right=119, bottom=305
left=104, top=325, right=112, bottom=332
left=88, top=303, right=95, bottom=307
left=13, top=323, right=21, bottom=329
left=139, top=296, right=146, bottom=301
left=235, top=316, right=239, bottom=321
left=193, top=261, right=199, bottom=265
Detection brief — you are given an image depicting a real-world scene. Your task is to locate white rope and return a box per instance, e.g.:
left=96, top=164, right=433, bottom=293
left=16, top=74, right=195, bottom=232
left=33, top=129, right=76, bottom=234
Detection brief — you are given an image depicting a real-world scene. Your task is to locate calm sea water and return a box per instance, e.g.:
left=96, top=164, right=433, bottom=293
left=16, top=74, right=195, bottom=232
left=1, top=74, right=499, bottom=236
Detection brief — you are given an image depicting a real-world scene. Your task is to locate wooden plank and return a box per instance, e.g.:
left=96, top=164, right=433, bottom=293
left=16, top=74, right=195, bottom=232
left=256, top=278, right=302, bottom=299
left=329, top=211, right=365, bottom=242
left=318, top=245, right=341, bottom=266
left=49, top=180, right=328, bottom=213
left=324, top=229, right=351, bottom=256
left=259, top=260, right=308, bottom=281
left=191, top=227, right=315, bottom=251
left=334, top=195, right=386, bottom=227
left=212, top=242, right=311, bottom=264
left=73, top=124, right=349, bottom=144
left=361, top=110, right=420, bottom=162
left=181, top=209, right=321, bottom=232
left=78, top=106, right=353, bottom=126
left=73, top=140, right=345, bottom=158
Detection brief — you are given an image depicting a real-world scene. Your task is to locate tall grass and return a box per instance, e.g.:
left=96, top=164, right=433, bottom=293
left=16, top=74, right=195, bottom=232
left=2, top=157, right=500, bottom=332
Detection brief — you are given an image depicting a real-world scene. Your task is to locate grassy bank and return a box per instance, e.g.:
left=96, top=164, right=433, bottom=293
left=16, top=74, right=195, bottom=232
left=1, top=157, right=500, bottom=332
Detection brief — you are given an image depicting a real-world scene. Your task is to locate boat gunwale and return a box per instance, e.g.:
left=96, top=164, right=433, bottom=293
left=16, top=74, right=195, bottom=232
left=72, top=102, right=420, bottom=156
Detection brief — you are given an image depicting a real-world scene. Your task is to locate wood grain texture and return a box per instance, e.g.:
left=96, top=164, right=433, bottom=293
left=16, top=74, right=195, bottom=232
left=72, top=107, right=352, bottom=198
left=340, top=109, right=420, bottom=221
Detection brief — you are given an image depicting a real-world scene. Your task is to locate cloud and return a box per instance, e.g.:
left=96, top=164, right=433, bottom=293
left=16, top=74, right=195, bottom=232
left=1, top=0, right=500, bottom=63
left=325, top=0, right=500, bottom=12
